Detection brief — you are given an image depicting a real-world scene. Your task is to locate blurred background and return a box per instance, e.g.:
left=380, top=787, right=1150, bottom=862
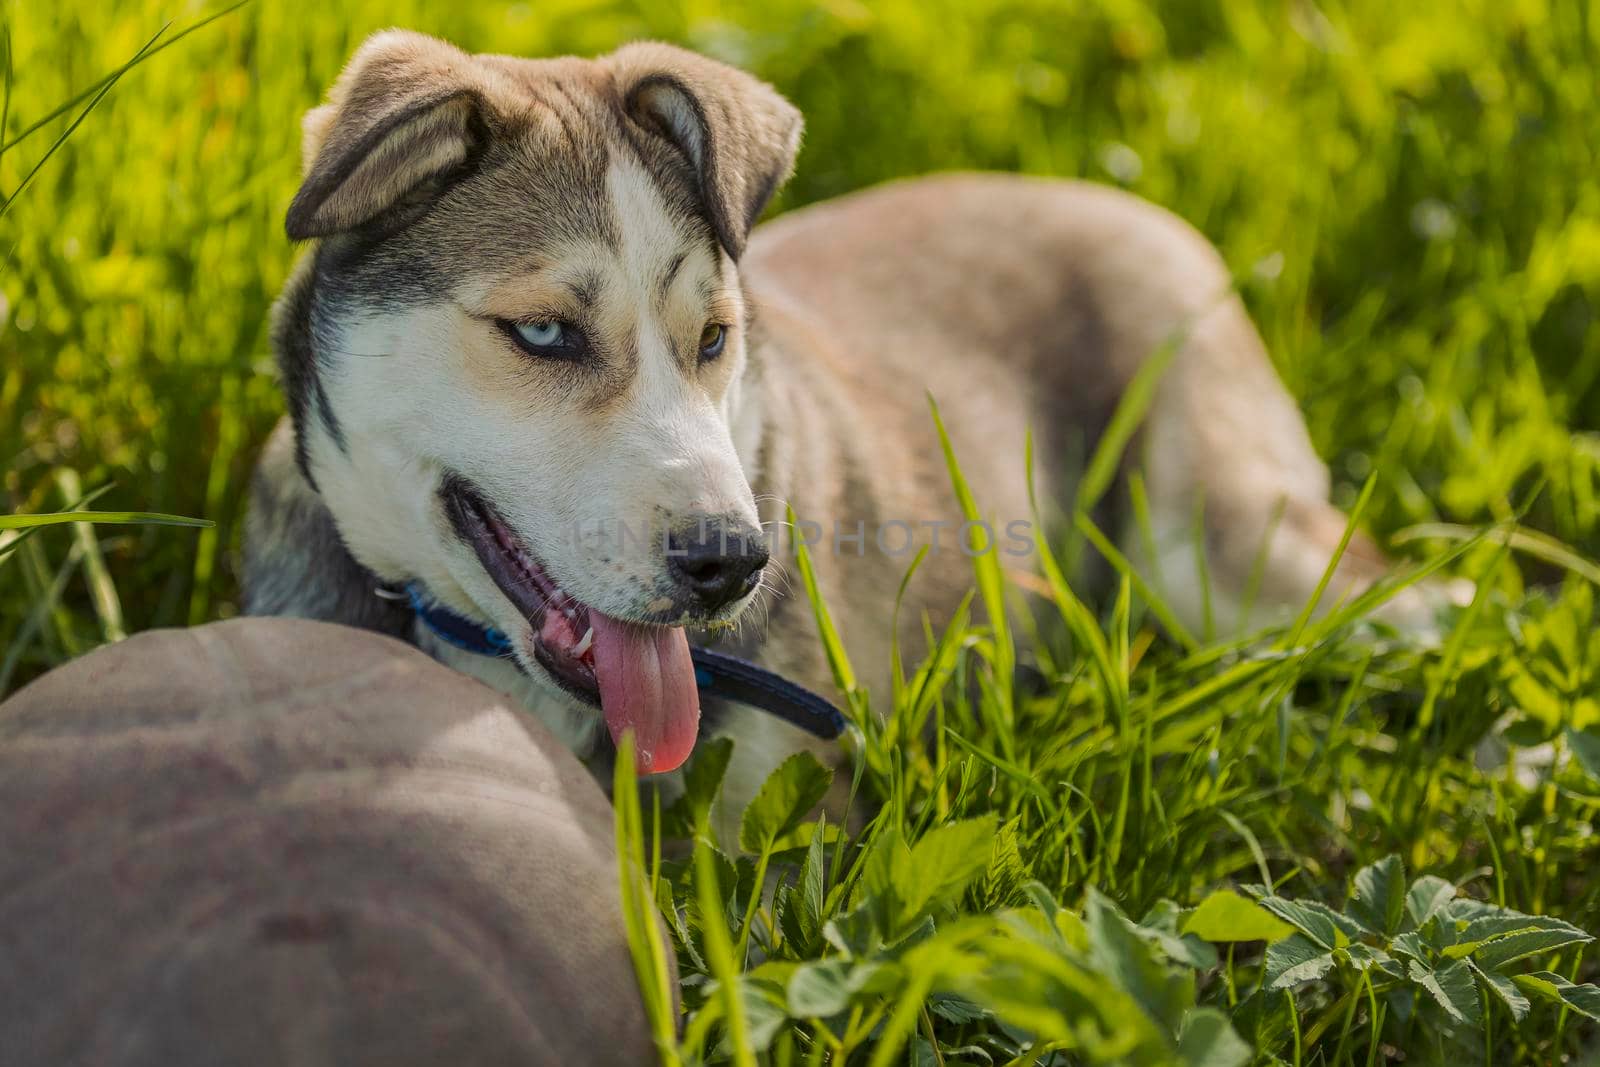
left=2, top=0, right=1597, bottom=687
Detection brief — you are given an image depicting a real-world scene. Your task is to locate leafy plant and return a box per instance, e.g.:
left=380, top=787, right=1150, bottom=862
left=1241, top=855, right=1600, bottom=1061
left=623, top=740, right=1258, bottom=1067
left=624, top=761, right=1600, bottom=1066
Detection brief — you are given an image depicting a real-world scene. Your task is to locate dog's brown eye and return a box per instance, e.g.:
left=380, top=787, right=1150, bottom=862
left=698, top=323, right=727, bottom=361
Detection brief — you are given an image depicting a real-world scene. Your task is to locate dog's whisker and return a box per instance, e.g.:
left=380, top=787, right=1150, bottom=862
left=762, top=560, right=797, bottom=597
left=321, top=346, right=399, bottom=359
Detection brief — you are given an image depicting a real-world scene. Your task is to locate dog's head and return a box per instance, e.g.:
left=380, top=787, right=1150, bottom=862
left=277, top=31, right=802, bottom=773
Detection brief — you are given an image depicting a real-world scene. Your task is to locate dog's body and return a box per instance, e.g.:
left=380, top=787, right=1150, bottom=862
left=245, top=32, right=1448, bottom=822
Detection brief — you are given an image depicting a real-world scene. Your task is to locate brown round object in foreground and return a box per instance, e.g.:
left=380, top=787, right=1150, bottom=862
left=0, top=617, right=666, bottom=1067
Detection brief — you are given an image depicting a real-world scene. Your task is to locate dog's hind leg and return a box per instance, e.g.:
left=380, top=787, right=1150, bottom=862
left=1123, top=290, right=1466, bottom=640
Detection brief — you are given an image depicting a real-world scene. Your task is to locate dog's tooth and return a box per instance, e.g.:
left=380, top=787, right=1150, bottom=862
left=572, top=627, right=594, bottom=657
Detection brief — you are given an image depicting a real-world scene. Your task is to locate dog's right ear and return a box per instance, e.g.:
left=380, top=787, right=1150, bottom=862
left=287, top=31, right=492, bottom=240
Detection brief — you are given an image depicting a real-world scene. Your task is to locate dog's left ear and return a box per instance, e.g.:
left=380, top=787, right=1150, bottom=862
left=610, top=43, right=802, bottom=260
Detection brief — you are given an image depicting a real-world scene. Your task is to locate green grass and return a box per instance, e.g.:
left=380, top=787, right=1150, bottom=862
left=4, top=1, right=1600, bottom=1063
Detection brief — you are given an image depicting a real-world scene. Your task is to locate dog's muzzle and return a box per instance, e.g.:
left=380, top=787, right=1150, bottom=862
left=665, top=515, right=768, bottom=614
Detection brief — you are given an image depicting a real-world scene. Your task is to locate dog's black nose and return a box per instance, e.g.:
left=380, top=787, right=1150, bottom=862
left=667, top=516, right=768, bottom=612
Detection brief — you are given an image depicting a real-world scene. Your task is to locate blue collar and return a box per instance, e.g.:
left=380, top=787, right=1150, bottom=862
left=405, top=583, right=846, bottom=741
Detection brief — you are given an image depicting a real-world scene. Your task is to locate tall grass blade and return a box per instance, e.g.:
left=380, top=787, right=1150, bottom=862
left=0, top=510, right=213, bottom=530
left=55, top=469, right=124, bottom=643
left=0, top=0, right=253, bottom=154
left=928, top=393, right=1014, bottom=741
left=612, top=736, right=683, bottom=1066
left=786, top=503, right=859, bottom=700
left=0, top=481, right=113, bottom=567
left=0, top=24, right=169, bottom=218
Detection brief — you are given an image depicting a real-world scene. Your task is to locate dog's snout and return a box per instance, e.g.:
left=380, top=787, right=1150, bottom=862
left=667, top=516, right=768, bottom=612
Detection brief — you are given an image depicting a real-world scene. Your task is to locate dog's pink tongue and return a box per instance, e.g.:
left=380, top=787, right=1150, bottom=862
left=589, top=613, right=700, bottom=775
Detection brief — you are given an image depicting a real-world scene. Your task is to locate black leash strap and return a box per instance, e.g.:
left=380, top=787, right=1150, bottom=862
left=690, top=646, right=847, bottom=740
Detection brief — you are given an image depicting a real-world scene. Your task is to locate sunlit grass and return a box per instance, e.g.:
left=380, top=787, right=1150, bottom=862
left=5, top=0, right=1600, bottom=1062
left=619, top=419, right=1600, bottom=1064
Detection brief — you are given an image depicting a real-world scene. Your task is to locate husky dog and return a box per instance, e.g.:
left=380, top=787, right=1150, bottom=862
left=245, top=31, right=1454, bottom=817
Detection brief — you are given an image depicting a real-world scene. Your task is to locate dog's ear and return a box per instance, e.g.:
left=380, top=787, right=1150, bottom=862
left=610, top=43, right=802, bottom=260
left=287, top=31, right=493, bottom=240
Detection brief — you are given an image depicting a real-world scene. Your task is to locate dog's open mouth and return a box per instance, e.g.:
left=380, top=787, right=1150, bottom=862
left=443, top=479, right=700, bottom=775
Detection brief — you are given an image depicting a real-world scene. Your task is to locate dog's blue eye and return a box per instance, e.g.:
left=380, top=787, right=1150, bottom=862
left=515, top=321, right=564, bottom=348
left=498, top=318, right=588, bottom=361
left=699, top=323, right=727, bottom=361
